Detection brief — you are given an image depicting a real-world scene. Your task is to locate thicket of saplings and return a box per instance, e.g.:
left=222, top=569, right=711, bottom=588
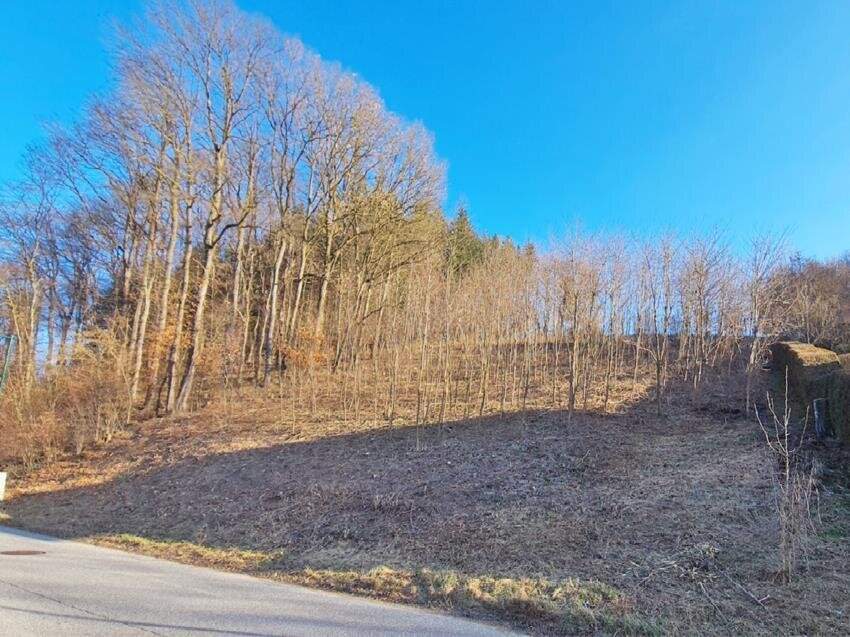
left=1, top=1, right=849, bottom=470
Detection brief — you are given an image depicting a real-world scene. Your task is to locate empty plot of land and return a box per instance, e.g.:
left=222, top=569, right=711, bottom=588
left=4, top=385, right=850, bottom=635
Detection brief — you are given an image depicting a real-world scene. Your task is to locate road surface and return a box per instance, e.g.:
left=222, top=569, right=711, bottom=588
left=0, top=526, right=518, bottom=636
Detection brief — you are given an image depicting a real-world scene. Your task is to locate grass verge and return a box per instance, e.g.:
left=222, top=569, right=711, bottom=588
left=91, top=533, right=282, bottom=571
left=87, top=533, right=659, bottom=635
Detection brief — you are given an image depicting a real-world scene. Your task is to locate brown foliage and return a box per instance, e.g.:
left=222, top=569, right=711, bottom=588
left=0, top=330, right=130, bottom=470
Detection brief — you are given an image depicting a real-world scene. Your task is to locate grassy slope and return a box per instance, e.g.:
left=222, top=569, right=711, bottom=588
left=3, top=375, right=850, bottom=635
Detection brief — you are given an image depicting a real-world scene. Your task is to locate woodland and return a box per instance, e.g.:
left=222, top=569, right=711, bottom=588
left=1, top=2, right=850, bottom=634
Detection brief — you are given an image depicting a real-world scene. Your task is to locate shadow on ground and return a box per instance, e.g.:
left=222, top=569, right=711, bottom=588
left=5, top=385, right=766, bottom=575
left=9, top=380, right=848, bottom=635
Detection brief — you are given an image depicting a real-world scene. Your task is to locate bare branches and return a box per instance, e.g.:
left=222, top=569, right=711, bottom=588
left=755, top=372, right=818, bottom=582
left=0, top=0, right=845, bottom=471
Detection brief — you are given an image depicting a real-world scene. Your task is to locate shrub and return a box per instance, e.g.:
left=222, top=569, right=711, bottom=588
left=0, top=380, right=64, bottom=469
left=0, top=329, right=130, bottom=469
left=756, top=389, right=819, bottom=581
left=828, top=370, right=850, bottom=444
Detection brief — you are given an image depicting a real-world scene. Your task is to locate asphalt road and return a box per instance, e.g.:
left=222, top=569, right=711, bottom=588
left=0, top=526, right=518, bottom=636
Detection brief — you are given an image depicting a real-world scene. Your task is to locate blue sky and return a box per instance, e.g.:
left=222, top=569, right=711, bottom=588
left=2, top=1, right=849, bottom=259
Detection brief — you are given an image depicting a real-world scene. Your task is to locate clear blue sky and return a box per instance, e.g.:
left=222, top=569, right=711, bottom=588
left=2, top=1, right=850, bottom=259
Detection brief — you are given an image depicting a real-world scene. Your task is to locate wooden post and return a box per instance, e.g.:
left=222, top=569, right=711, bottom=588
left=813, top=398, right=829, bottom=439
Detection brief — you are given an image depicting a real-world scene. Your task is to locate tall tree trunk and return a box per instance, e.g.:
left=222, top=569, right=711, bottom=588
left=145, top=173, right=181, bottom=407
left=164, top=219, right=193, bottom=413
left=261, top=233, right=287, bottom=386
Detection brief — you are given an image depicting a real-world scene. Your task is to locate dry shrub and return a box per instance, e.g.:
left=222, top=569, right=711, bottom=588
left=0, top=329, right=130, bottom=469
left=756, top=383, right=819, bottom=582
left=191, top=320, right=238, bottom=409
left=279, top=345, right=308, bottom=368
left=52, top=330, right=131, bottom=453
left=0, top=380, right=64, bottom=469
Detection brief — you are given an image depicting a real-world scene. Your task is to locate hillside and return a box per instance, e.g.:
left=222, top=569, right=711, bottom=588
left=1, top=2, right=850, bottom=635
left=4, top=372, right=849, bottom=635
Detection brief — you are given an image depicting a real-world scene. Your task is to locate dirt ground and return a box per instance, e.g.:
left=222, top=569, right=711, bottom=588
left=3, top=376, right=850, bottom=635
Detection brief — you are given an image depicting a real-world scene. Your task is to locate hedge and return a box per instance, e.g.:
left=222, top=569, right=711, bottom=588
left=829, top=370, right=850, bottom=443
left=770, top=341, right=841, bottom=408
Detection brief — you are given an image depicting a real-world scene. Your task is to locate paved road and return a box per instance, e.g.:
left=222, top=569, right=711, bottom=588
left=0, top=526, right=518, bottom=636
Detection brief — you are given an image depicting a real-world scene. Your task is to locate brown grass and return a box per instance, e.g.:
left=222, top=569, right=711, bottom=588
left=84, top=534, right=655, bottom=635
left=773, top=342, right=840, bottom=368
left=2, top=371, right=850, bottom=635
left=91, top=534, right=282, bottom=571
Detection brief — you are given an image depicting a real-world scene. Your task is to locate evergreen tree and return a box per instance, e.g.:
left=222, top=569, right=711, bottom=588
left=446, top=205, right=484, bottom=276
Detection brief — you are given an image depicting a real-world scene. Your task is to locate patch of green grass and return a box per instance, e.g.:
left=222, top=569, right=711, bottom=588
left=819, top=492, right=850, bottom=542
left=92, top=534, right=660, bottom=635
left=820, top=525, right=847, bottom=541
left=834, top=496, right=850, bottom=513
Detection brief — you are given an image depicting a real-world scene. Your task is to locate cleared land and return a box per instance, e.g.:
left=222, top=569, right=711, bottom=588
left=2, top=377, right=849, bottom=635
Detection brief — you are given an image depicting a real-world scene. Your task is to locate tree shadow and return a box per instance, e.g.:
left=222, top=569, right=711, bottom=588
left=4, top=380, right=770, bottom=591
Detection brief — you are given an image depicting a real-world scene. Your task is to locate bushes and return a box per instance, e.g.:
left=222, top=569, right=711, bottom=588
left=835, top=355, right=850, bottom=442
left=769, top=342, right=850, bottom=443
left=0, top=381, right=64, bottom=468
left=0, top=330, right=130, bottom=469
left=828, top=370, right=850, bottom=444
left=770, top=341, right=840, bottom=407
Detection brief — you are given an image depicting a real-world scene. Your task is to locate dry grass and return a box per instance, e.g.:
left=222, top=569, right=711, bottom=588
left=91, top=534, right=282, bottom=571
left=2, top=370, right=849, bottom=635
left=772, top=342, right=840, bottom=368
left=85, top=534, right=658, bottom=635
left=296, top=567, right=659, bottom=635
